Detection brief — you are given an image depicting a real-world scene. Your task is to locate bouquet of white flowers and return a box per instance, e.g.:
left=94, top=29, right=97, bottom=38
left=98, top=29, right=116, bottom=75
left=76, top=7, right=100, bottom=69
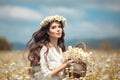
left=63, top=42, right=93, bottom=78
left=63, top=46, right=93, bottom=64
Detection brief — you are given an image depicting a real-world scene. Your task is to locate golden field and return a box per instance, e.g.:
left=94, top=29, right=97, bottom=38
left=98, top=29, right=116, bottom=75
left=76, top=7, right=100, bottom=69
left=0, top=50, right=120, bottom=80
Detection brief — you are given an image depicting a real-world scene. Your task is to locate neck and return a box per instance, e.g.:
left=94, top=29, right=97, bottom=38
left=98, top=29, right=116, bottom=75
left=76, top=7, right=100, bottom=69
left=49, top=38, right=58, bottom=47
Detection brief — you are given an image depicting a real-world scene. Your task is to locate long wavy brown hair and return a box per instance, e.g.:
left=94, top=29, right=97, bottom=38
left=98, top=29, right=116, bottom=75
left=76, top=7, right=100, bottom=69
left=26, top=20, right=66, bottom=68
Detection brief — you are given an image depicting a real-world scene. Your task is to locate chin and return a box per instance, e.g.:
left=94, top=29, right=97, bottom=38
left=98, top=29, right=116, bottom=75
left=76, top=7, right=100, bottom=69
left=58, top=35, right=62, bottom=38
left=56, top=36, right=61, bottom=39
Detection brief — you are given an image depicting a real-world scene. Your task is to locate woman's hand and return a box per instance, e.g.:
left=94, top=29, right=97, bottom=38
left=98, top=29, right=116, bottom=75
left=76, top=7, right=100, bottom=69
left=65, top=59, right=76, bottom=67
left=51, top=59, right=76, bottom=76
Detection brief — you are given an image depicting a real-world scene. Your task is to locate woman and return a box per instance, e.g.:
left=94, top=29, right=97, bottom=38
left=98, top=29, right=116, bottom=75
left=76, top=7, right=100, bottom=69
left=27, top=15, right=75, bottom=80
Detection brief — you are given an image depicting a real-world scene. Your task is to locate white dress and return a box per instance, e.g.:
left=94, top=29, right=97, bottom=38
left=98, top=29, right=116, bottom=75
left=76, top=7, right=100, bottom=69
left=40, top=45, right=65, bottom=80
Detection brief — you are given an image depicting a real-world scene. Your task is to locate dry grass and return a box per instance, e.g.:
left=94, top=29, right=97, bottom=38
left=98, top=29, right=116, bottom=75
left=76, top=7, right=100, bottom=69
left=0, top=50, right=120, bottom=80
left=0, top=51, right=31, bottom=80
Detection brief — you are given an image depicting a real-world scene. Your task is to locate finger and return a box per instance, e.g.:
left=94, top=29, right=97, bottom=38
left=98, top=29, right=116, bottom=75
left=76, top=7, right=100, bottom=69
left=70, top=63, right=76, bottom=66
left=70, top=60, right=76, bottom=63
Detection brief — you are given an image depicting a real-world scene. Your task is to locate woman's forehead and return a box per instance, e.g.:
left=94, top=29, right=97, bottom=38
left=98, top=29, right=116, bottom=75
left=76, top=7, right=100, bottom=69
left=50, top=21, right=61, bottom=26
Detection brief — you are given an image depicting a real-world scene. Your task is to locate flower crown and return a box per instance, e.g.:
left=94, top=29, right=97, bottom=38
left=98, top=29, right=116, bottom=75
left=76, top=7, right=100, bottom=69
left=40, top=15, right=66, bottom=28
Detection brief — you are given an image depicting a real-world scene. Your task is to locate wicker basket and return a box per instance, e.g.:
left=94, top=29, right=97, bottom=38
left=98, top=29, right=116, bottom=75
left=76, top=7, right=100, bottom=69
left=65, top=42, right=87, bottom=78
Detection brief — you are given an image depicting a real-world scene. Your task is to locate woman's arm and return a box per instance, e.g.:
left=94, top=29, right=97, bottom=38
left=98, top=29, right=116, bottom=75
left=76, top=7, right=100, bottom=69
left=40, top=46, right=52, bottom=78
left=51, top=59, right=75, bottom=76
left=40, top=46, right=75, bottom=77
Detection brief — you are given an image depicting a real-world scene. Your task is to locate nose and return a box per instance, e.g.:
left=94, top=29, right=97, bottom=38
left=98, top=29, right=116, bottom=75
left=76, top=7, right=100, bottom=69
left=57, top=27, right=60, bottom=31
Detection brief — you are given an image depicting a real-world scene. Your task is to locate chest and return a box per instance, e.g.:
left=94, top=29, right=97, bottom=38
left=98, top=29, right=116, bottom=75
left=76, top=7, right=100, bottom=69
left=47, top=47, right=63, bottom=63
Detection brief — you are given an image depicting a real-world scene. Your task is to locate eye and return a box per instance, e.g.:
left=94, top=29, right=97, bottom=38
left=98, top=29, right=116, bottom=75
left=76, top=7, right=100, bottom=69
left=51, top=26, right=56, bottom=29
left=58, top=25, right=62, bottom=28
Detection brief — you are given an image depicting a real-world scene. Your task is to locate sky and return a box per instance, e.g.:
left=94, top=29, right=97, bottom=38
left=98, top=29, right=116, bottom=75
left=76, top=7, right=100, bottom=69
left=0, top=0, right=120, bottom=44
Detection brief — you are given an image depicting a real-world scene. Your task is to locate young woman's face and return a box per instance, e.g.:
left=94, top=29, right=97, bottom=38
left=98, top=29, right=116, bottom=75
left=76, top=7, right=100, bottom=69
left=48, top=21, right=63, bottom=39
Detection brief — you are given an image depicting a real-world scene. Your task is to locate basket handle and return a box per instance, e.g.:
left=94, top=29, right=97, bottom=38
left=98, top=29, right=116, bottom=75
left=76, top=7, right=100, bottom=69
left=74, top=42, right=87, bottom=52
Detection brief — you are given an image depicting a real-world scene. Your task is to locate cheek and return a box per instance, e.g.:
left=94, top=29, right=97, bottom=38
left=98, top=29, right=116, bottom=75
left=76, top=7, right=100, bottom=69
left=49, top=30, right=56, bottom=35
left=60, top=29, right=62, bottom=32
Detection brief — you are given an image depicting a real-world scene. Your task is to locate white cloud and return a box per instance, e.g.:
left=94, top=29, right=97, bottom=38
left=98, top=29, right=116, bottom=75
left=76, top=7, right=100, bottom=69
left=1, top=0, right=120, bottom=11
left=34, top=0, right=120, bottom=11
left=65, top=22, right=120, bottom=40
left=41, top=6, right=86, bottom=18
left=77, top=1, right=120, bottom=11
left=104, top=2, right=120, bottom=11
left=0, top=6, right=42, bottom=21
left=39, top=0, right=120, bottom=12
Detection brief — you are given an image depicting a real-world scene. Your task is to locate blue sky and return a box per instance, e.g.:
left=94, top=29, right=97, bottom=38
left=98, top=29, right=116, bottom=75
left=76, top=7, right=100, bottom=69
left=0, top=0, right=120, bottom=44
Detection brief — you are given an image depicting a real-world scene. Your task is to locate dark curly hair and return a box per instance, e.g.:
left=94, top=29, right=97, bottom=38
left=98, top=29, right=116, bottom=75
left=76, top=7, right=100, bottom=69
left=26, top=20, right=66, bottom=68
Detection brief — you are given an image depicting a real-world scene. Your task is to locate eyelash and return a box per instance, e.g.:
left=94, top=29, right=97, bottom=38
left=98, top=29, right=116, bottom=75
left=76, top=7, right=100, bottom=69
left=51, top=26, right=62, bottom=29
left=58, top=26, right=62, bottom=28
left=51, top=26, right=55, bottom=29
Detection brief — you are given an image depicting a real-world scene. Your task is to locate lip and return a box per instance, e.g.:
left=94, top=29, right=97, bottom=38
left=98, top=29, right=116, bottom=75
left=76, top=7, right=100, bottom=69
left=56, top=33, right=61, bottom=35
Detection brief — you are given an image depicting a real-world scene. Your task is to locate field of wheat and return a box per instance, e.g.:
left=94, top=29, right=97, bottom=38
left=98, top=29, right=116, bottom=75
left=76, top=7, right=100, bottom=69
left=0, top=50, right=120, bottom=80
